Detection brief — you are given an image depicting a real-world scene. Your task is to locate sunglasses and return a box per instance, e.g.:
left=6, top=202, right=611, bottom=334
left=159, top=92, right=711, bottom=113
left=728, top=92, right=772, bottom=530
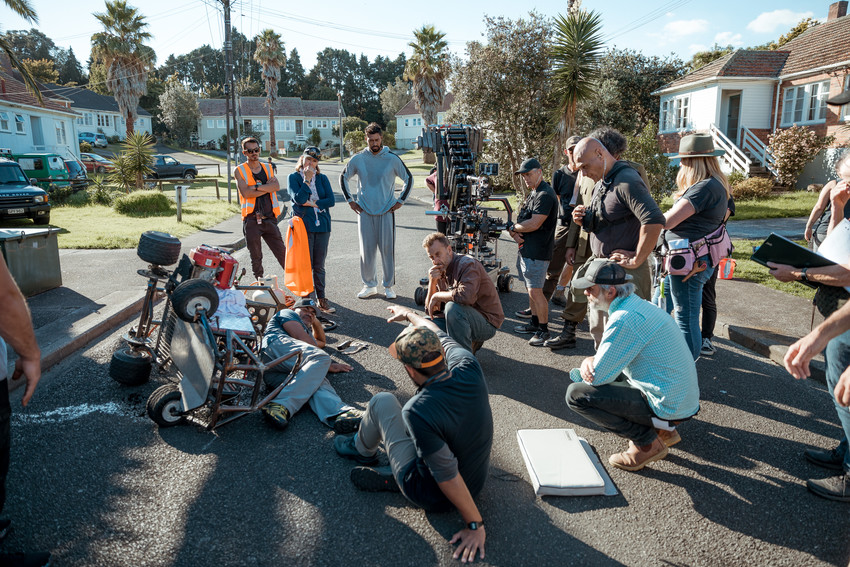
left=243, top=147, right=260, bottom=154
left=303, top=147, right=321, bottom=159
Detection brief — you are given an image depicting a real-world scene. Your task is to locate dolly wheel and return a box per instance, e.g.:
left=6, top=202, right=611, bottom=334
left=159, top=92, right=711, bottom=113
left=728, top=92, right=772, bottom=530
left=137, top=231, right=181, bottom=266
left=109, top=346, right=152, bottom=386
left=414, top=286, right=427, bottom=306
left=171, top=279, right=219, bottom=322
left=497, top=274, right=513, bottom=293
left=147, top=384, right=186, bottom=427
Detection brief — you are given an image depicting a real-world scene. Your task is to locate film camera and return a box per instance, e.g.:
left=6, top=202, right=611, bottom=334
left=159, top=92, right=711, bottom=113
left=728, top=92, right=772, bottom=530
left=413, top=125, right=514, bottom=305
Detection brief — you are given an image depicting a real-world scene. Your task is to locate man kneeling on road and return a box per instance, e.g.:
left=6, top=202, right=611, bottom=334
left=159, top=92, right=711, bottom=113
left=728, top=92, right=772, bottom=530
left=334, top=305, right=492, bottom=563
left=423, top=232, right=504, bottom=354
left=565, top=259, right=699, bottom=471
left=260, top=298, right=362, bottom=432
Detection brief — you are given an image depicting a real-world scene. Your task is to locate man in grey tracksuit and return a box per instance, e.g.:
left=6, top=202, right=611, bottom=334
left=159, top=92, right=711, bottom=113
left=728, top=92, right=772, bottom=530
left=340, top=122, right=413, bottom=299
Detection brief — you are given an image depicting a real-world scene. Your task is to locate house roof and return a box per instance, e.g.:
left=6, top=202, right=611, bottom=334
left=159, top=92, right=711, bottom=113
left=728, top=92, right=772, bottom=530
left=396, top=93, right=455, bottom=117
left=42, top=84, right=151, bottom=116
left=198, top=97, right=341, bottom=118
left=659, top=50, right=789, bottom=92
left=0, top=70, right=76, bottom=115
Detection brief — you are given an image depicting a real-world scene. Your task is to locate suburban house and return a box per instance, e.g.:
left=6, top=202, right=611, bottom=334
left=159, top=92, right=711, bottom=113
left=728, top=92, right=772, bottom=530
left=394, top=93, right=454, bottom=149
left=0, top=67, right=79, bottom=159
left=653, top=1, right=850, bottom=187
left=197, top=97, right=343, bottom=151
left=43, top=84, right=152, bottom=142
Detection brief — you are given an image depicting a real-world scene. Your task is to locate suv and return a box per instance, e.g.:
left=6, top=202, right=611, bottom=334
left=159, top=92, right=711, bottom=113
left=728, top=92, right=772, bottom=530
left=150, top=154, right=197, bottom=179
left=0, top=158, right=50, bottom=225
left=64, top=159, right=89, bottom=191
left=13, top=152, right=69, bottom=190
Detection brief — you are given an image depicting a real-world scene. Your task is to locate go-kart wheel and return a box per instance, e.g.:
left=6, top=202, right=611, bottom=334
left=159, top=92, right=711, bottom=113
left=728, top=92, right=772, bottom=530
left=109, top=346, right=152, bottom=386
left=414, top=286, right=427, bottom=306
left=497, top=274, right=513, bottom=293
left=171, top=279, right=219, bottom=322
left=147, top=384, right=186, bottom=427
left=137, top=231, right=181, bottom=266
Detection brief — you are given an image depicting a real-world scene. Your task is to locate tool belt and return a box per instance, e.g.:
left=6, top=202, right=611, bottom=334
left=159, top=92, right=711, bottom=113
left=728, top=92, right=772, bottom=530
left=662, top=223, right=733, bottom=277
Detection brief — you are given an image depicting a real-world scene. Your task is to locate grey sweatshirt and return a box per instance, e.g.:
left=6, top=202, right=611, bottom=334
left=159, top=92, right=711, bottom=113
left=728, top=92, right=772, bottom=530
left=339, top=146, right=413, bottom=215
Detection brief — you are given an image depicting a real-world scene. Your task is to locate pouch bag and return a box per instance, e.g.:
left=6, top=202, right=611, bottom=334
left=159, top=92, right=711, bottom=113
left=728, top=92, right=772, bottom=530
left=664, top=238, right=696, bottom=276
left=705, top=224, right=733, bottom=266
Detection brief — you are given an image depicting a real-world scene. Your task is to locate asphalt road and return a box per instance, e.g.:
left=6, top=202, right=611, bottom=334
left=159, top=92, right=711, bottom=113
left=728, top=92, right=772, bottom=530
left=7, top=160, right=850, bottom=566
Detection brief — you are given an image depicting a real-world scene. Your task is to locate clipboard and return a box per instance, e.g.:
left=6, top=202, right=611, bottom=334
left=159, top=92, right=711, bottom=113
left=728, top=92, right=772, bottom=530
left=750, top=233, right=835, bottom=288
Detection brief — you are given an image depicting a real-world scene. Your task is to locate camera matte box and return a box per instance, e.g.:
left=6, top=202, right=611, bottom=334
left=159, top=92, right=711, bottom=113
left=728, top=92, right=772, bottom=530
left=516, top=429, right=617, bottom=497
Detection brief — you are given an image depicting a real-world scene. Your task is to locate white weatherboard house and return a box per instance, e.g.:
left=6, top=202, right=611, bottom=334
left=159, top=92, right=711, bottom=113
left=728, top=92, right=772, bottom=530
left=198, top=97, right=342, bottom=151
left=43, top=84, right=152, bottom=142
left=653, top=1, right=850, bottom=187
left=394, top=93, right=454, bottom=149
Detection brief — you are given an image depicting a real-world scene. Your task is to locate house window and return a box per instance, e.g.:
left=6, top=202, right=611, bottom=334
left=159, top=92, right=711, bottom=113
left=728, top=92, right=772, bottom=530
left=255, top=119, right=268, bottom=132
left=782, top=80, right=830, bottom=125
left=85, top=113, right=93, bottom=126
left=284, top=120, right=293, bottom=131
left=207, top=120, right=214, bottom=128
left=331, top=120, right=336, bottom=127
left=54, top=120, right=67, bottom=145
left=275, top=119, right=285, bottom=130
left=307, top=120, right=313, bottom=128
left=405, top=119, right=409, bottom=127
left=14, top=114, right=25, bottom=134
left=842, top=76, right=850, bottom=122
left=660, top=95, right=690, bottom=131
left=0, top=112, right=9, bottom=132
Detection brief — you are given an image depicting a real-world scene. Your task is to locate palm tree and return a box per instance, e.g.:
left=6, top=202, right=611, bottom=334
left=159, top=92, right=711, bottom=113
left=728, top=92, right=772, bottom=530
left=253, top=29, right=286, bottom=157
left=91, top=0, right=155, bottom=139
left=1, top=0, right=42, bottom=102
left=404, top=25, right=449, bottom=165
left=549, top=9, right=604, bottom=170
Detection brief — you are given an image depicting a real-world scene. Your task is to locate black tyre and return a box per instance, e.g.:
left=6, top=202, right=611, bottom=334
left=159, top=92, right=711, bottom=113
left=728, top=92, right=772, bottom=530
left=497, top=274, right=513, bottom=293
left=33, top=215, right=49, bottom=226
left=183, top=171, right=196, bottom=180
left=137, top=230, right=181, bottom=266
left=414, top=286, right=427, bottom=306
left=96, top=166, right=106, bottom=173
left=147, top=384, right=186, bottom=427
left=109, top=346, right=152, bottom=386
left=171, top=279, right=219, bottom=322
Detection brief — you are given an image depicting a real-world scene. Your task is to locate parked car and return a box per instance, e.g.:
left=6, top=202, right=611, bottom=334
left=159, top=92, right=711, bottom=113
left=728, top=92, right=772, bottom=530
left=150, top=154, right=197, bottom=179
left=78, top=132, right=96, bottom=146
left=64, top=159, right=89, bottom=191
left=0, top=158, right=50, bottom=225
left=80, top=152, right=115, bottom=174
left=13, top=153, right=70, bottom=190
left=94, top=133, right=109, bottom=148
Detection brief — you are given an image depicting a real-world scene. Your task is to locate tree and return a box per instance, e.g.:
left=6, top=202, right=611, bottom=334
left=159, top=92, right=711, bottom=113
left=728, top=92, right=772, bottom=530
left=403, top=25, right=449, bottom=164
left=110, top=130, right=154, bottom=191
left=380, top=76, right=412, bottom=124
left=549, top=9, right=603, bottom=170
left=253, top=29, right=286, bottom=157
left=688, top=43, right=733, bottom=72
left=333, top=116, right=367, bottom=138
left=308, top=127, right=321, bottom=147
left=91, top=0, right=155, bottom=138
left=2, top=27, right=54, bottom=60
left=752, top=18, right=819, bottom=50
left=159, top=75, right=200, bottom=146
left=447, top=13, right=553, bottom=193
left=280, top=48, right=306, bottom=97
left=21, top=58, right=57, bottom=84
left=87, top=57, right=109, bottom=95
left=768, top=125, right=834, bottom=187
left=57, top=47, right=85, bottom=85
left=0, top=7, right=43, bottom=102
left=623, top=123, right=677, bottom=203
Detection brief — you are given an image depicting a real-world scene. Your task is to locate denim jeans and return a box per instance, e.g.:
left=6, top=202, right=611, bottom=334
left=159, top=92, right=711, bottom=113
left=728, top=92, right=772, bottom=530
left=306, top=230, right=330, bottom=299
left=669, top=255, right=715, bottom=359
left=566, top=381, right=658, bottom=446
left=825, top=328, right=850, bottom=472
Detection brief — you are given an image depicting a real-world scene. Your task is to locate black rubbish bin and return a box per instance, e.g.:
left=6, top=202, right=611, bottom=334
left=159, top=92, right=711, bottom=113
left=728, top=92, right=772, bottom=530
left=0, top=228, right=62, bottom=297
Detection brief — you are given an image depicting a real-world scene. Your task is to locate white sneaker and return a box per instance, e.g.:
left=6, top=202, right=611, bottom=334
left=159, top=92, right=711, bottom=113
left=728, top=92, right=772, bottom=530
left=700, top=338, right=716, bottom=356
left=384, top=286, right=397, bottom=299
left=357, top=286, right=378, bottom=299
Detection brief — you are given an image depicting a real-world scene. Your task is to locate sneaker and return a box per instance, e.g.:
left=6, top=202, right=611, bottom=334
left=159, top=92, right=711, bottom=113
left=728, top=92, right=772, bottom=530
left=357, top=286, right=378, bottom=299
left=656, top=429, right=681, bottom=448
left=551, top=289, right=567, bottom=307
left=544, top=321, right=577, bottom=350
left=700, top=338, right=716, bottom=356
left=608, top=438, right=669, bottom=471
left=515, top=308, right=532, bottom=319
left=330, top=409, right=363, bottom=435
left=807, top=472, right=850, bottom=502
left=350, top=465, right=400, bottom=492
left=0, top=552, right=51, bottom=567
left=384, top=287, right=397, bottom=299
left=514, top=323, right=539, bottom=334
left=262, top=402, right=291, bottom=430
left=334, top=434, right=378, bottom=465
left=317, top=298, right=336, bottom=314
left=805, top=446, right=845, bottom=471
left=529, top=330, right=551, bottom=346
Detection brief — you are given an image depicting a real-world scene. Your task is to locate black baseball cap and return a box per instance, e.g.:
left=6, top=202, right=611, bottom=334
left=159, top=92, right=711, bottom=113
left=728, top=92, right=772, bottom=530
left=572, top=259, right=633, bottom=289
left=514, top=158, right=542, bottom=174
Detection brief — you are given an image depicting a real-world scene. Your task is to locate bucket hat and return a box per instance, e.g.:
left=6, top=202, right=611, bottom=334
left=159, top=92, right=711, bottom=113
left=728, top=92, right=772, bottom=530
left=667, top=133, right=725, bottom=159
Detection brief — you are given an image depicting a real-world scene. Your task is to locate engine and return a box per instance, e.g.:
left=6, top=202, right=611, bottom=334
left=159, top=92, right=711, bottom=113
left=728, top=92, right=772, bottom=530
left=188, top=245, right=239, bottom=289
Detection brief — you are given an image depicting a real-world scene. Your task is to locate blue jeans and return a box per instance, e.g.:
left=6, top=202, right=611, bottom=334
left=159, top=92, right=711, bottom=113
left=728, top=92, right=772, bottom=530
left=306, top=230, right=330, bottom=299
left=669, top=255, right=715, bottom=359
left=825, top=328, right=850, bottom=472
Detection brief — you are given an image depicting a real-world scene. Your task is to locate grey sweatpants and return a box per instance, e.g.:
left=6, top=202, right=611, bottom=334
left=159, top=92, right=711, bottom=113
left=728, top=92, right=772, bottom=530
left=355, top=392, right=417, bottom=490
left=358, top=211, right=395, bottom=288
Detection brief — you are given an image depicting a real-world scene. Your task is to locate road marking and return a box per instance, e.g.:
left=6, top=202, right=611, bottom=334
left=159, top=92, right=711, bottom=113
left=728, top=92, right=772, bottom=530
left=13, top=402, right=136, bottom=424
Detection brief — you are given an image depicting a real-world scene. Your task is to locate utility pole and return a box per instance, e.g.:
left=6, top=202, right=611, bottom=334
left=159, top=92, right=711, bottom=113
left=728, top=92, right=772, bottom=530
left=222, top=0, right=234, bottom=203
left=338, top=92, right=344, bottom=162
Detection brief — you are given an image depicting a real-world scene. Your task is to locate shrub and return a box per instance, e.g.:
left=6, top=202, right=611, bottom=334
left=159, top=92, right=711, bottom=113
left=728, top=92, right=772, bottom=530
left=308, top=127, right=321, bottom=146
left=344, top=130, right=365, bottom=155
left=623, top=123, right=678, bottom=203
left=79, top=141, right=92, bottom=153
left=727, top=170, right=746, bottom=187
left=65, top=190, right=92, bottom=207
left=87, top=174, right=117, bottom=206
left=108, top=135, right=121, bottom=144
left=731, top=177, right=774, bottom=200
left=113, top=190, right=172, bottom=216
left=768, top=125, right=834, bottom=186
left=382, top=132, right=396, bottom=149
left=49, top=184, right=77, bottom=205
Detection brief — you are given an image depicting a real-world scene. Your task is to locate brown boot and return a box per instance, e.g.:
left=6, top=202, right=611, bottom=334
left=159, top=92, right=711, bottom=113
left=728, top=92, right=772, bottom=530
left=470, top=340, right=484, bottom=354
left=608, top=437, right=668, bottom=471
left=318, top=298, right=336, bottom=313
left=656, top=428, right=681, bottom=447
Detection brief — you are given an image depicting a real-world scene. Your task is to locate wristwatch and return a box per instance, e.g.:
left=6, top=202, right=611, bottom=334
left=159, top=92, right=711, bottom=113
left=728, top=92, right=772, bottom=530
left=467, top=521, right=484, bottom=531
left=800, top=267, right=810, bottom=284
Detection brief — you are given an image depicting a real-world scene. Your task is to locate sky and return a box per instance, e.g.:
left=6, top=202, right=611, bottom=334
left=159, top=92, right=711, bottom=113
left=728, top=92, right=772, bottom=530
left=0, top=0, right=829, bottom=76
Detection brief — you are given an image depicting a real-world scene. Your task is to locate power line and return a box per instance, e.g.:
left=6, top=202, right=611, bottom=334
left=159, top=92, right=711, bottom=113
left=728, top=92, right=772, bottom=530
left=603, top=0, right=697, bottom=43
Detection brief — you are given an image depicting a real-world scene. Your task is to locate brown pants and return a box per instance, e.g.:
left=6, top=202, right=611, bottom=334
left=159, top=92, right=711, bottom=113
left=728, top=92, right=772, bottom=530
left=243, top=218, right=287, bottom=279
left=542, top=224, right=570, bottom=301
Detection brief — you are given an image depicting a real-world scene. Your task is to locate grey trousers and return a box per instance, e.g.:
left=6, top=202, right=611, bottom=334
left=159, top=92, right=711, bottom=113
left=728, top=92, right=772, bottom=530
left=431, top=302, right=496, bottom=352
left=355, top=392, right=417, bottom=489
left=358, top=211, right=395, bottom=288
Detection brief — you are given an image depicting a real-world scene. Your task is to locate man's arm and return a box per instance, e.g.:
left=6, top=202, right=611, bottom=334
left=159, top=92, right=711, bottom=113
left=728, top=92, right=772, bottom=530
left=440, top=474, right=486, bottom=563
left=236, top=167, right=279, bottom=200
left=767, top=261, right=850, bottom=288
left=615, top=223, right=663, bottom=269
left=587, top=314, right=641, bottom=385
left=426, top=266, right=451, bottom=317
left=339, top=160, right=363, bottom=214
left=282, top=320, right=317, bottom=347
left=0, top=256, right=41, bottom=406
left=829, top=181, right=850, bottom=234
left=386, top=305, right=442, bottom=335
left=835, top=367, right=850, bottom=407
left=784, top=299, right=850, bottom=379
left=806, top=182, right=835, bottom=242
left=391, top=155, right=414, bottom=211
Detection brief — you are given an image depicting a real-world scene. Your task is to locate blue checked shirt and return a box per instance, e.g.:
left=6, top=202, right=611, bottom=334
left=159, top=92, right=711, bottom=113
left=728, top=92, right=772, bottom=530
left=570, top=293, right=700, bottom=420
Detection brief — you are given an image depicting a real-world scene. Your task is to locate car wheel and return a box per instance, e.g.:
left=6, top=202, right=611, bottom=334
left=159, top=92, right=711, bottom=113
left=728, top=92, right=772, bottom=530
left=33, top=215, right=49, bottom=226
left=109, top=346, right=152, bottom=386
left=147, top=384, right=186, bottom=427
left=171, top=279, right=219, bottom=322
left=183, top=171, right=196, bottom=180
left=137, top=230, right=181, bottom=266
left=97, top=166, right=106, bottom=173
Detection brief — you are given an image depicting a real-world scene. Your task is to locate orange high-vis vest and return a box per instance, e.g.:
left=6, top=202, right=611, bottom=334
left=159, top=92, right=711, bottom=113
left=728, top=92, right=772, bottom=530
left=236, top=162, right=281, bottom=219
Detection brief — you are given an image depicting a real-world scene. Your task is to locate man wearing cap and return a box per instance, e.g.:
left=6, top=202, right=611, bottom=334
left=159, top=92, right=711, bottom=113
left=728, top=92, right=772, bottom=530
left=422, top=232, right=504, bottom=353
left=565, top=259, right=699, bottom=471
left=334, top=305, right=492, bottom=563
left=509, top=158, right=559, bottom=346
left=340, top=122, right=413, bottom=300
left=259, top=298, right=362, bottom=432
left=235, top=136, right=288, bottom=280
left=571, top=134, right=666, bottom=347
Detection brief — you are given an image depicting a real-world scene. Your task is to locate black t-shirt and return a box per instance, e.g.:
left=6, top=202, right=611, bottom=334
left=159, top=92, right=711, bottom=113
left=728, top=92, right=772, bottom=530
left=552, top=167, right=578, bottom=225
left=400, top=332, right=493, bottom=512
left=248, top=164, right=274, bottom=219
left=664, top=177, right=728, bottom=243
left=516, top=180, right=558, bottom=261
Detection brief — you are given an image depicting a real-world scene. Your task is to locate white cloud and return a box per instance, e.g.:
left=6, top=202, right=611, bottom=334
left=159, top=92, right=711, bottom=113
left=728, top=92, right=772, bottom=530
left=714, top=31, right=743, bottom=46
left=663, top=19, right=710, bottom=37
left=747, top=10, right=814, bottom=34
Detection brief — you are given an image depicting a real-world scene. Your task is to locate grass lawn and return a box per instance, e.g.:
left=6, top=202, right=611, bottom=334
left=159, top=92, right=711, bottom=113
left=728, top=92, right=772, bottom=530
left=660, top=191, right=818, bottom=220
left=729, top=238, right=815, bottom=299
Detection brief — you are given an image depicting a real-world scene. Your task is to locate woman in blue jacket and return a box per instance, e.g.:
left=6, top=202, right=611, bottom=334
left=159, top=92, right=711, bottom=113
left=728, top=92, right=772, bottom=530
left=288, top=146, right=336, bottom=313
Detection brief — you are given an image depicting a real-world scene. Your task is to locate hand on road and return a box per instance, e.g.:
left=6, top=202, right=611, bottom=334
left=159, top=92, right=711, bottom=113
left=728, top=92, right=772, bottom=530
left=450, top=527, right=485, bottom=563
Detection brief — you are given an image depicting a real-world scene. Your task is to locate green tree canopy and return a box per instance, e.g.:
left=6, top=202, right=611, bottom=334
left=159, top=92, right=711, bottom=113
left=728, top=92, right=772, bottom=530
left=159, top=75, right=200, bottom=146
